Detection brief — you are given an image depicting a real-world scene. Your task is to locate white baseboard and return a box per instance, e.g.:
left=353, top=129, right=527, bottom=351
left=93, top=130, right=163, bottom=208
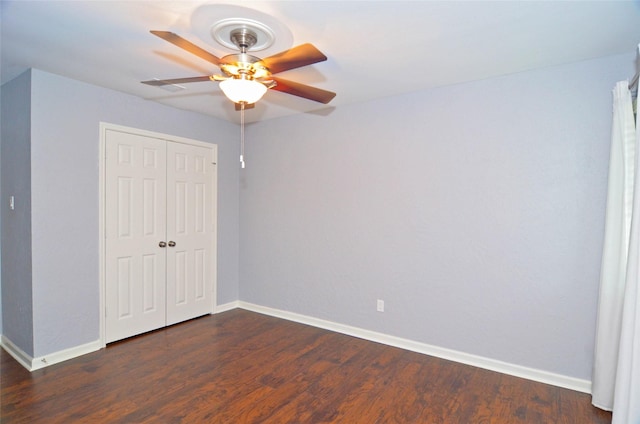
left=31, top=340, right=102, bottom=371
left=237, top=301, right=592, bottom=394
left=215, top=300, right=240, bottom=313
left=1, top=335, right=33, bottom=370
left=1, top=335, right=102, bottom=371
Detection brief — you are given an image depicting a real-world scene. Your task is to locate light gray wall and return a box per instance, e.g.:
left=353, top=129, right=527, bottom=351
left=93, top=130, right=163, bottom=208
left=1, top=70, right=34, bottom=355
left=19, top=69, right=239, bottom=357
left=240, top=53, right=636, bottom=380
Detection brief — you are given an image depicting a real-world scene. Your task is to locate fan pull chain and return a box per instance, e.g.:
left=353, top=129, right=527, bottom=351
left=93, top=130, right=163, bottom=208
left=240, top=103, right=246, bottom=169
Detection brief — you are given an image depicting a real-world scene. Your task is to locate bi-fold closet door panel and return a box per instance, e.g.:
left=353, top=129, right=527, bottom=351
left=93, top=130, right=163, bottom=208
left=105, top=129, right=214, bottom=343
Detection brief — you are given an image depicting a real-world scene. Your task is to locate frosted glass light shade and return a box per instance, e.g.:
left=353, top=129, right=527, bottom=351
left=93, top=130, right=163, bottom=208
left=219, top=78, right=267, bottom=104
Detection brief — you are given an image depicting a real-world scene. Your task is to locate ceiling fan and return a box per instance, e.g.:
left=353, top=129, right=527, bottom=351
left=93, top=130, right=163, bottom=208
left=142, top=29, right=336, bottom=109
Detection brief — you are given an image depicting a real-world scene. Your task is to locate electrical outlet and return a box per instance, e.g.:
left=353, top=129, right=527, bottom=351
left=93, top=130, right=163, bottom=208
left=377, top=299, right=384, bottom=312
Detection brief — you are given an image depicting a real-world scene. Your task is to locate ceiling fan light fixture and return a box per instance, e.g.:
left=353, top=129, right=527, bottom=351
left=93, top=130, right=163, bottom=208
left=219, top=77, right=267, bottom=104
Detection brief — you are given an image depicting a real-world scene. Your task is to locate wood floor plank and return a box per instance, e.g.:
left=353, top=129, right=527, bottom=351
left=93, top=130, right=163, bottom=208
left=1, top=309, right=611, bottom=423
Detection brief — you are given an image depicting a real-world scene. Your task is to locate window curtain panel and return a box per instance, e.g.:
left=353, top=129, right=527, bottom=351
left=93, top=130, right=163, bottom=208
left=612, top=75, right=640, bottom=424
left=592, top=51, right=640, bottom=423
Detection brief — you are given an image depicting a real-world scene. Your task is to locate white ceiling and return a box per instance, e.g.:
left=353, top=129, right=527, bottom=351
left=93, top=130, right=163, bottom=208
left=2, top=1, right=640, bottom=124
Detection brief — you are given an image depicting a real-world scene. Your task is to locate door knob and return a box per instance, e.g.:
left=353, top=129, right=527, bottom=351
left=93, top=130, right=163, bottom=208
left=168, top=241, right=176, bottom=247
left=159, top=241, right=167, bottom=248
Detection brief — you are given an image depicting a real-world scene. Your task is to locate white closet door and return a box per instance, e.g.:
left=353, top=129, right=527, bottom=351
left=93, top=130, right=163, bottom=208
left=105, top=130, right=167, bottom=343
left=165, top=142, right=215, bottom=325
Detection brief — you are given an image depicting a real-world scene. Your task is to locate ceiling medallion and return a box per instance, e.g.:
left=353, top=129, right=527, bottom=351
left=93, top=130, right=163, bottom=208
left=210, top=18, right=275, bottom=52
left=190, top=4, right=293, bottom=54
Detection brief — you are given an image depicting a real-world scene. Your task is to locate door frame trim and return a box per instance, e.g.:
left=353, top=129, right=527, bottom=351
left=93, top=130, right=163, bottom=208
left=98, top=122, right=218, bottom=347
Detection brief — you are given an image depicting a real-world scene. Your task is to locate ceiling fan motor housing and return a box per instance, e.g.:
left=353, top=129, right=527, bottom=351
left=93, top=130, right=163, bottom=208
left=220, top=53, right=270, bottom=80
left=219, top=29, right=272, bottom=80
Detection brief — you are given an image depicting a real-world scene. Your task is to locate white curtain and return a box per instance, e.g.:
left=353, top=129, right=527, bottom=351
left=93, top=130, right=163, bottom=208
left=592, top=63, right=640, bottom=423
left=613, top=79, right=640, bottom=423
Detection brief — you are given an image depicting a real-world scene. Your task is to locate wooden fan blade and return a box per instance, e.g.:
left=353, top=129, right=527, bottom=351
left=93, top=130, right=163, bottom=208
left=141, top=76, right=213, bottom=86
left=261, top=43, right=327, bottom=75
left=235, top=103, right=256, bottom=111
left=151, top=30, right=222, bottom=67
left=271, top=77, right=336, bottom=104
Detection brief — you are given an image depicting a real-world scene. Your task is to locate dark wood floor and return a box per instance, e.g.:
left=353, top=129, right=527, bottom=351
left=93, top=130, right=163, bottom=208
left=1, top=309, right=610, bottom=423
